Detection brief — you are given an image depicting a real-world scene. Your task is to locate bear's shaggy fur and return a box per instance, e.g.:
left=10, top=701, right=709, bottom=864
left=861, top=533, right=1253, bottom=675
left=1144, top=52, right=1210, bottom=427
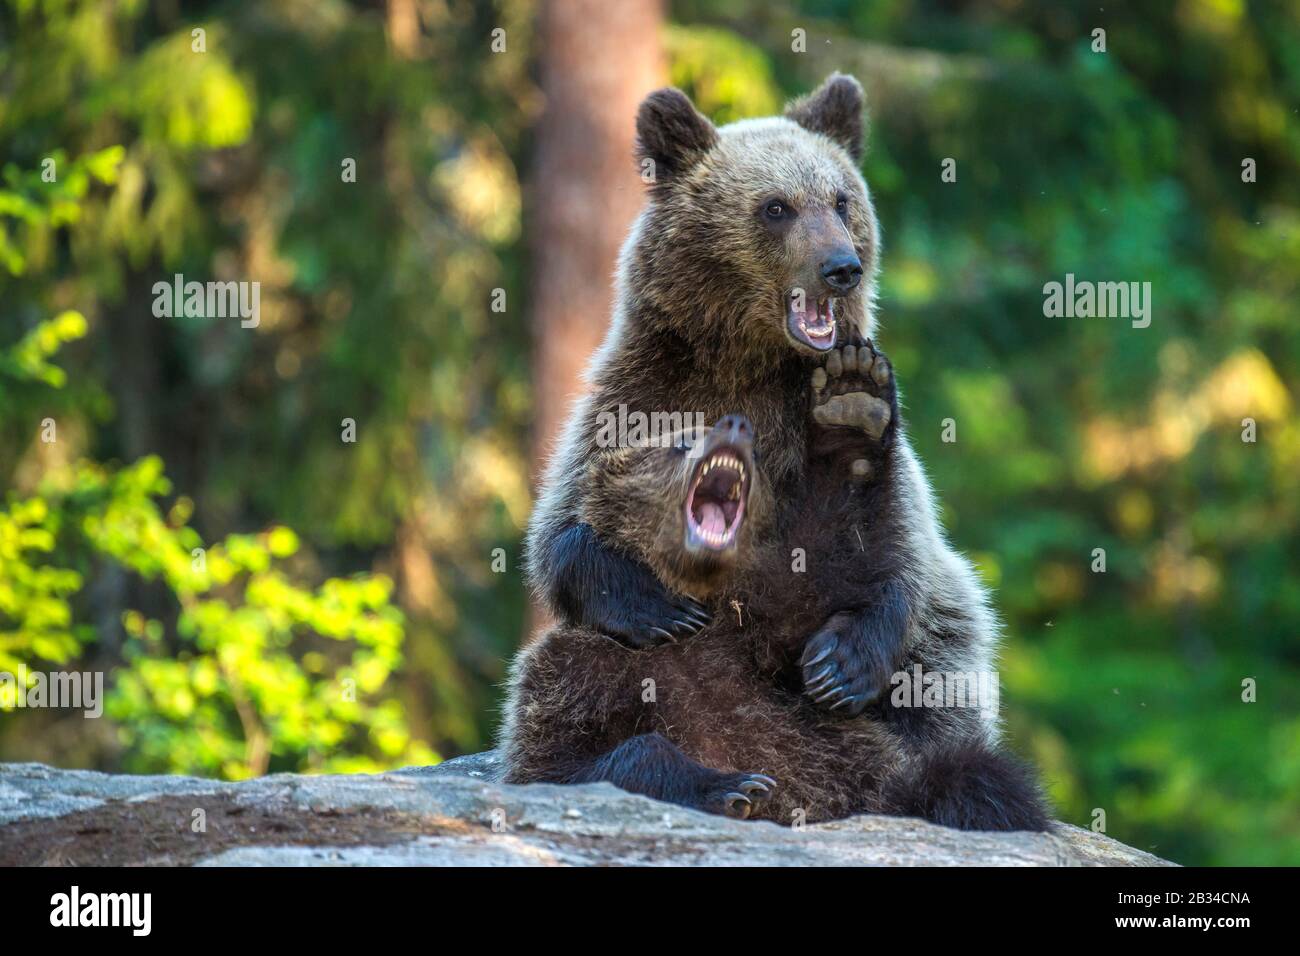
left=503, top=394, right=1044, bottom=826
left=504, top=75, right=1049, bottom=830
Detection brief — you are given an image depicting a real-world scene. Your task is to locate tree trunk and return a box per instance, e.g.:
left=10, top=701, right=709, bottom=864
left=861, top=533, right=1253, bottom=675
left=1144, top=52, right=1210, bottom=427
left=525, top=0, right=665, bottom=637
left=528, top=0, right=664, bottom=471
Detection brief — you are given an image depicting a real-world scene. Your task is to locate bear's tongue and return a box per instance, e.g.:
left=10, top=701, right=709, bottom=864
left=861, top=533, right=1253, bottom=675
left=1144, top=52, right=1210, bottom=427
left=697, top=501, right=727, bottom=537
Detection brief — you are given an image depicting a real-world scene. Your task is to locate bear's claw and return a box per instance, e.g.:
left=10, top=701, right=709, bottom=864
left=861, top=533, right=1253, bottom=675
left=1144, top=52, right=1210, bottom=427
left=608, top=587, right=712, bottom=649
left=799, top=615, right=890, bottom=717
left=713, top=772, right=777, bottom=819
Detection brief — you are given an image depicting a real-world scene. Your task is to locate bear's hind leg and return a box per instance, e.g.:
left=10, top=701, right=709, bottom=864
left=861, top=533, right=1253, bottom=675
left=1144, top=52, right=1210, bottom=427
left=571, top=732, right=776, bottom=820
left=880, top=736, right=1051, bottom=832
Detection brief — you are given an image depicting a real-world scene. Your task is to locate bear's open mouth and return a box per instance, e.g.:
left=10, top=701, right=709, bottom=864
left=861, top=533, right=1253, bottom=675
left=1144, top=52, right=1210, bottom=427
left=685, top=446, right=749, bottom=551
left=786, top=293, right=836, bottom=351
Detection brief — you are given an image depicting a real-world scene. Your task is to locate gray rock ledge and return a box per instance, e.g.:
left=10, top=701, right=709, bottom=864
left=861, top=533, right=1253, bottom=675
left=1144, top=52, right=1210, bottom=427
left=0, top=753, right=1175, bottom=866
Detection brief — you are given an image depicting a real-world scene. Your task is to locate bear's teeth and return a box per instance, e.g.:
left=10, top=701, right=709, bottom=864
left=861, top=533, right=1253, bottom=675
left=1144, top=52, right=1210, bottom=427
left=800, top=315, right=835, bottom=337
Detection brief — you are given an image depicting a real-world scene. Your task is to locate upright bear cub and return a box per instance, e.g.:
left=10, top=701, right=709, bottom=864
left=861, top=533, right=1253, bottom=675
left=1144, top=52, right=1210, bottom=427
left=510, top=74, right=1049, bottom=830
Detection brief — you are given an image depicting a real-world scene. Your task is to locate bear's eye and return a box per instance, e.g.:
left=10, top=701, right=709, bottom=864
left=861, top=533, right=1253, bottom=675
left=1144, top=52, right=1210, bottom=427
left=763, top=200, right=787, bottom=220
left=835, top=194, right=849, bottom=216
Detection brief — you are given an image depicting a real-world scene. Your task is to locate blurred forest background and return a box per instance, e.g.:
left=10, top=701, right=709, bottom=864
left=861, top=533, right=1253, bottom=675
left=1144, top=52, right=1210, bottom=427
left=1, top=0, right=1297, bottom=866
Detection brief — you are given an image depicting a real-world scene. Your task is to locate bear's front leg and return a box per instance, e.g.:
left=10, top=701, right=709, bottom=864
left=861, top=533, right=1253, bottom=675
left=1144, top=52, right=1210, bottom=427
left=548, top=522, right=712, bottom=648
left=800, top=581, right=909, bottom=715
left=800, top=337, right=908, bottom=716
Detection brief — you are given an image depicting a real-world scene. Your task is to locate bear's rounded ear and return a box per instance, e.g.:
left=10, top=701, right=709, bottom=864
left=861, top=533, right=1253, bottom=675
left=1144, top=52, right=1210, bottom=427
left=635, top=88, right=717, bottom=186
left=785, top=73, right=865, bottom=162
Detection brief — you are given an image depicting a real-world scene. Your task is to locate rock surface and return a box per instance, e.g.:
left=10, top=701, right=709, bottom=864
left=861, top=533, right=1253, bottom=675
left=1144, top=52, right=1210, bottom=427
left=0, top=753, right=1175, bottom=866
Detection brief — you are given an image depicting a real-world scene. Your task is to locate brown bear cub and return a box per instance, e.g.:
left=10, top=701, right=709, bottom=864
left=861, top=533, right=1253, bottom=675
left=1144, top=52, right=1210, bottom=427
left=508, top=74, right=1049, bottom=829
left=503, top=402, right=1043, bottom=826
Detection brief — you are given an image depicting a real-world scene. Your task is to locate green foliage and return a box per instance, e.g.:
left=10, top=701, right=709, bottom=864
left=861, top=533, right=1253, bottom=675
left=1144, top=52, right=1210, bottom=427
left=665, top=25, right=781, bottom=121
left=0, top=318, right=433, bottom=777
left=0, top=494, right=84, bottom=671
left=99, top=459, right=432, bottom=779
left=0, top=311, right=91, bottom=672
left=0, top=0, right=528, bottom=766
left=0, top=148, right=124, bottom=274
left=0, top=309, right=87, bottom=389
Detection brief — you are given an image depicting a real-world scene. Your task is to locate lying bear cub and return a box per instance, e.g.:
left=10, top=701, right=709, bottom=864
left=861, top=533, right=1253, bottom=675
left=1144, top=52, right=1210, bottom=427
left=502, top=360, right=1048, bottom=829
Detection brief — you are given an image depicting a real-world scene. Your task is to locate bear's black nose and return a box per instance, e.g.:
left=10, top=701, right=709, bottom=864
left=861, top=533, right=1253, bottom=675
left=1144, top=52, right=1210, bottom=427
left=716, top=414, right=753, bottom=446
left=821, top=253, right=863, bottom=293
